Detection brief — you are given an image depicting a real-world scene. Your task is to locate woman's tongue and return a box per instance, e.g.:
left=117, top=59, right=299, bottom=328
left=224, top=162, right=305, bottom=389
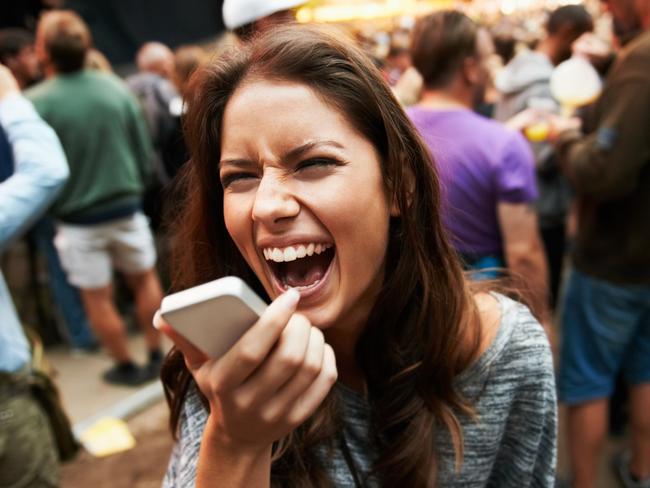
left=282, top=258, right=326, bottom=288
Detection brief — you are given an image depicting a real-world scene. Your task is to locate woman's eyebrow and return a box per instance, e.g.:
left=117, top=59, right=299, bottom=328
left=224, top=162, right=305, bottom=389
left=282, top=140, right=345, bottom=161
left=218, top=158, right=255, bottom=170
left=219, top=140, right=345, bottom=169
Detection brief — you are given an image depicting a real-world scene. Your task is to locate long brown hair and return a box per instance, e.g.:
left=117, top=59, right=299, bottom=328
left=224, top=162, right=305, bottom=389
left=161, top=24, right=481, bottom=486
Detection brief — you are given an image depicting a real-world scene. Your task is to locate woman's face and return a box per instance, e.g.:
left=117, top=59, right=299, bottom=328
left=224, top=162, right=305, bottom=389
left=219, top=80, right=394, bottom=332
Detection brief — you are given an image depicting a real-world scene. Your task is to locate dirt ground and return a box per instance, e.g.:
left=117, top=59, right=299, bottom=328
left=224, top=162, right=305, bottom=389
left=60, top=401, right=173, bottom=488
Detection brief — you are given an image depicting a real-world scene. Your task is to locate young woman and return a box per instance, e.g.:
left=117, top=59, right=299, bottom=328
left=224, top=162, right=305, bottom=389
left=158, top=24, right=556, bottom=487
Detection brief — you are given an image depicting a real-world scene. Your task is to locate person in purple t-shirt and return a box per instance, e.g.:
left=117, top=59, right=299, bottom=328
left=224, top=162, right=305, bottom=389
left=408, top=11, right=551, bottom=329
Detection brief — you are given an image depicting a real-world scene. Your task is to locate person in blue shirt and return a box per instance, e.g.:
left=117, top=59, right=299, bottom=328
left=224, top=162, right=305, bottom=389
left=0, top=64, right=68, bottom=487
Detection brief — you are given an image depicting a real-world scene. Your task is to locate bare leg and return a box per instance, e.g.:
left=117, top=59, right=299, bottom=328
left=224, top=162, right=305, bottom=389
left=123, top=268, right=163, bottom=351
left=80, top=285, right=131, bottom=362
left=567, top=399, right=608, bottom=488
left=630, top=383, right=650, bottom=480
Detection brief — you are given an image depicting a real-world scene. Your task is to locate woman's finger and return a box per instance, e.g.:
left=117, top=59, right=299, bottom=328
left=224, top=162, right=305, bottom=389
left=259, top=326, right=326, bottom=422
left=213, top=288, right=300, bottom=391
left=233, top=313, right=313, bottom=409
left=284, top=343, right=338, bottom=428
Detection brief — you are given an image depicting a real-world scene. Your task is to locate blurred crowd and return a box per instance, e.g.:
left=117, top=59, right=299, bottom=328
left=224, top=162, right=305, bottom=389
left=0, top=0, right=648, bottom=487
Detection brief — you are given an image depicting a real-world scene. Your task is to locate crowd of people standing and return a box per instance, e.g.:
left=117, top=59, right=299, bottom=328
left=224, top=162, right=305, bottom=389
left=0, top=0, right=648, bottom=486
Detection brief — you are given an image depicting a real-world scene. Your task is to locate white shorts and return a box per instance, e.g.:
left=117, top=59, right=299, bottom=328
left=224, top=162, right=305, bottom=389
left=54, top=212, right=157, bottom=289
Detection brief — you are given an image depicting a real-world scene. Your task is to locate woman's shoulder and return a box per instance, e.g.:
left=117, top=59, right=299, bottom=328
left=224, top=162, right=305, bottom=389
left=449, top=294, right=557, bottom=488
left=467, top=292, right=553, bottom=383
left=473, top=292, right=502, bottom=357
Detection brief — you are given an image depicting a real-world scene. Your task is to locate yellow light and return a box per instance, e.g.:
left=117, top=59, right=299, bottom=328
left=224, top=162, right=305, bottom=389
left=296, top=7, right=313, bottom=23
left=295, top=1, right=452, bottom=23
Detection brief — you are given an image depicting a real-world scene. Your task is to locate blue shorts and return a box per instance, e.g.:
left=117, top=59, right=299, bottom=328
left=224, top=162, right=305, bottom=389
left=557, top=269, right=650, bottom=405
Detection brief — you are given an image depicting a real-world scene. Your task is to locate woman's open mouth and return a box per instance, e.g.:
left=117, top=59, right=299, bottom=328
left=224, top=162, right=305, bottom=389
left=262, top=243, right=335, bottom=296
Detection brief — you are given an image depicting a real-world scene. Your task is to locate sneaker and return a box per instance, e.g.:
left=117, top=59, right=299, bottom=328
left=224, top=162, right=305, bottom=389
left=614, top=450, right=650, bottom=488
left=102, top=361, right=148, bottom=386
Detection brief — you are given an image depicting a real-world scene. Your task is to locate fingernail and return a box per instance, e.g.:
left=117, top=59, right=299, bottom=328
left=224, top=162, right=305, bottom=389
left=279, top=288, right=300, bottom=309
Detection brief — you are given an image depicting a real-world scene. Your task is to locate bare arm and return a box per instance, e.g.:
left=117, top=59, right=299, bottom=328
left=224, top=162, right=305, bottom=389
left=498, top=202, right=551, bottom=328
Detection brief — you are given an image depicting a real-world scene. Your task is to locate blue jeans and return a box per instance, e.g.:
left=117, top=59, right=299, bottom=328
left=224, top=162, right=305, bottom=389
left=558, top=269, right=650, bottom=405
left=31, top=217, right=96, bottom=349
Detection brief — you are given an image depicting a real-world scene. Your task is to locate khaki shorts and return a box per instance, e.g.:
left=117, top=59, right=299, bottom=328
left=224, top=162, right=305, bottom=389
left=54, top=212, right=157, bottom=289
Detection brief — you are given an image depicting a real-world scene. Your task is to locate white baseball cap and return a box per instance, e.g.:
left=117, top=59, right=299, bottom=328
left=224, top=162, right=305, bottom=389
left=222, top=0, right=307, bottom=30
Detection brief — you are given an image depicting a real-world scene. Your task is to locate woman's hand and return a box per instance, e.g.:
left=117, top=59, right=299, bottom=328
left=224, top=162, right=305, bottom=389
left=155, top=288, right=338, bottom=451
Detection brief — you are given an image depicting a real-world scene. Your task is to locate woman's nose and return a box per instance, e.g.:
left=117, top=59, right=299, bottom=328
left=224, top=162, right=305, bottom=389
left=251, top=173, right=300, bottom=225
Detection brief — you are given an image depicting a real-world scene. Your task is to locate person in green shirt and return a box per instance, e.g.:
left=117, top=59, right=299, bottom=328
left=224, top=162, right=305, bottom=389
left=28, top=10, right=164, bottom=386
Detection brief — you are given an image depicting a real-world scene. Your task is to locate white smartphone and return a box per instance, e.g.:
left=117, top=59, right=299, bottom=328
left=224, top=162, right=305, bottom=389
left=157, top=276, right=267, bottom=359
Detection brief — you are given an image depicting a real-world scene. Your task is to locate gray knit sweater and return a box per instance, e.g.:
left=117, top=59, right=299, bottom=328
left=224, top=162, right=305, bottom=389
left=162, top=294, right=557, bottom=487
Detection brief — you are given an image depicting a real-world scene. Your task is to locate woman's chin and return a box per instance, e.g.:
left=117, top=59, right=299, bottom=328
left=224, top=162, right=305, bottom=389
left=296, top=306, right=338, bottom=331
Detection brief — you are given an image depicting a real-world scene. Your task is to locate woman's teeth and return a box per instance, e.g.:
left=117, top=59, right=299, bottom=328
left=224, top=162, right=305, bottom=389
left=263, top=243, right=333, bottom=263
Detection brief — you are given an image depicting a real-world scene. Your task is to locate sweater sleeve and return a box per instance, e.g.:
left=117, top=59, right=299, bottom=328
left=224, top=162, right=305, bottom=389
left=529, top=382, right=558, bottom=488
left=162, top=384, right=207, bottom=488
left=486, top=305, right=557, bottom=488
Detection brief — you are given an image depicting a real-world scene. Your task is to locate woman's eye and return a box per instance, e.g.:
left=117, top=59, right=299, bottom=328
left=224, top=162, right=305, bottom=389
left=220, top=173, right=256, bottom=189
left=296, top=158, right=339, bottom=172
